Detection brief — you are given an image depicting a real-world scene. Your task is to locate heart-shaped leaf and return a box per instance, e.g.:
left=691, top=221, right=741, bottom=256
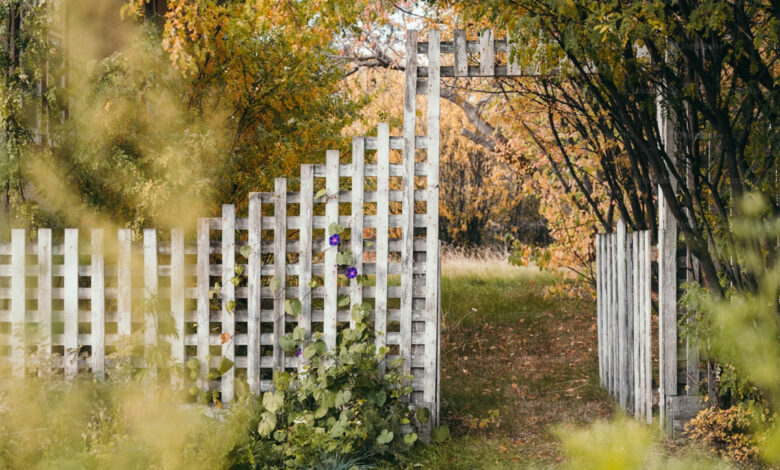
left=376, top=429, right=393, bottom=445
left=403, top=432, right=418, bottom=446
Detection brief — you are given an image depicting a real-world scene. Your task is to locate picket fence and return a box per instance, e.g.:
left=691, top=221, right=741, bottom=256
left=0, top=28, right=538, bottom=425
left=596, top=219, right=653, bottom=423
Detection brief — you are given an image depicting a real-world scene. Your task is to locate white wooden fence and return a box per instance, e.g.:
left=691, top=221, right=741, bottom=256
left=596, top=219, right=652, bottom=423
left=0, top=28, right=538, bottom=425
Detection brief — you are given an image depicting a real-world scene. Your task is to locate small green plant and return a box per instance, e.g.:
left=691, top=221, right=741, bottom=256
left=232, top=302, right=430, bottom=468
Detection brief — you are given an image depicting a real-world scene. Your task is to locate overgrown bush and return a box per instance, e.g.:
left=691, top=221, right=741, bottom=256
left=230, top=303, right=436, bottom=468
left=685, top=404, right=769, bottom=464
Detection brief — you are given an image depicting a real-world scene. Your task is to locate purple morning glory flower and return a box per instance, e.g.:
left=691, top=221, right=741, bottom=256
left=329, top=234, right=340, bottom=246
left=345, top=266, right=358, bottom=279
left=296, top=348, right=302, bottom=357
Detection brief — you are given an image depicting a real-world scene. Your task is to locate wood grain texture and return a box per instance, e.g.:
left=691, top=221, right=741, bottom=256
left=324, top=152, right=339, bottom=351
left=400, top=29, right=418, bottom=378
left=11, top=229, right=25, bottom=376
left=37, top=228, right=52, bottom=375
left=117, top=229, right=132, bottom=338
left=64, top=228, right=79, bottom=378
left=453, top=29, right=467, bottom=77
left=222, top=205, right=236, bottom=401
left=247, top=193, right=262, bottom=392
left=298, top=165, right=313, bottom=364
left=479, top=29, right=494, bottom=76
left=350, top=137, right=365, bottom=328
left=273, top=181, right=287, bottom=370
left=423, top=29, right=441, bottom=412
left=171, top=228, right=186, bottom=369
left=144, top=229, right=158, bottom=379
left=375, top=124, right=390, bottom=356
left=197, top=219, right=210, bottom=389
left=91, top=229, right=105, bottom=380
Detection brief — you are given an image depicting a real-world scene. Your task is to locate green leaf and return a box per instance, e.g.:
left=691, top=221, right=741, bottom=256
left=336, top=249, right=354, bottom=266
left=292, top=326, right=306, bottom=341
left=279, top=335, right=297, bottom=352
left=226, top=300, right=236, bottom=313
left=303, top=343, right=318, bottom=360
left=376, top=429, right=393, bottom=445
left=328, top=222, right=345, bottom=236
left=263, top=390, right=285, bottom=413
left=337, top=294, right=350, bottom=308
left=403, top=432, right=418, bottom=446
left=269, top=277, right=282, bottom=293
left=432, top=425, right=451, bottom=443
left=239, top=245, right=252, bottom=259
left=368, top=390, right=386, bottom=407
left=217, top=357, right=234, bottom=376
left=234, top=265, right=244, bottom=276
left=284, top=298, right=302, bottom=316
left=230, top=276, right=240, bottom=286
left=416, top=407, right=431, bottom=424
left=314, top=405, right=328, bottom=419
left=258, top=411, right=277, bottom=437
left=334, top=389, right=352, bottom=407
left=315, top=188, right=328, bottom=200
left=308, top=280, right=317, bottom=288
left=273, top=371, right=291, bottom=391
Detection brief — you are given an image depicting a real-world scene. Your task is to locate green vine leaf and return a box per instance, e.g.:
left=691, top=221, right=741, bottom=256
left=376, top=429, right=393, bottom=445
left=337, top=294, right=350, bottom=308
left=269, top=277, right=282, bottom=293
left=328, top=222, right=345, bottom=236
left=284, top=298, right=302, bottom=316
left=239, top=245, right=252, bottom=259
left=315, top=188, right=328, bottom=200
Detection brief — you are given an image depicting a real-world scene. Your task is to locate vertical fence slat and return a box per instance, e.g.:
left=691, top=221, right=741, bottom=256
left=11, top=229, right=25, bottom=377
left=38, top=228, right=52, bottom=373
left=610, top=233, right=618, bottom=395
left=658, top=187, right=677, bottom=425
left=171, top=228, right=185, bottom=368
left=273, top=179, right=287, bottom=369
left=222, top=205, right=236, bottom=401
left=626, top=233, right=634, bottom=412
left=91, top=229, right=105, bottom=380
left=454, top=29, right=467, bottom=77
left=197, top=219, right=210, bottom=390
left=632, top=231, right=640, bottom=416
left=479, top=29, right=494, bottom=76
left=400, top=29, right=418, bottom=376
left=596, top=235, right=602, bottom=386
left=350, top=138, right=365, bottom=328
left=424, top=29, right=441, bottom=413
left=643, top=230, right=653, bottom=423
left=117, top=229, right=132, bottom=338
left=375, top=124, right=390, bottom=356
left=248, top=193, right=262, bottom=392
left=64, top=228, right=78, bottom=378
left=298, top=167, right=313, bottom=343
left=324, top=153, right=339, bottom=350
left=507, top=29, right=521, bottom=75
left=616, top=220, right=627, bottom=408
left=144, top=229, right=158, bottom=379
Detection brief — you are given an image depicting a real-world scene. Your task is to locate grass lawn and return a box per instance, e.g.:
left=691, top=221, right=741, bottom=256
left=404, top=255, right=615, bottom=468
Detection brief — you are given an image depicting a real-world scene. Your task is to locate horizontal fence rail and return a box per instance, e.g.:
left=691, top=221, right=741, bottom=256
left=596, top=219, right=652, bottom=423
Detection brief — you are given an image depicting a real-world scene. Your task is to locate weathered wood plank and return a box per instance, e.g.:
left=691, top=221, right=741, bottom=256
left=298, top=166, right=313, bottom=337
left=324, top=152, right=339, bottom=350
left=37, top=228, right=52, bottom=373
left=479, top=30, right=494, bottom=76
left=197, top=219, right=210, bottom=389
left=171, top=228, right=186, bottom=369
left=222, top=205, right=236, bottom=402
left=247, top=193, right=262, bottom=393
left=453, top=29, right=467, bottom=77
left=423, top=29, right=441, bottom=412
left=350, top=137, right=365, bottom=328
left=144, top=229, right=158, bottom=379
left=658, top=185, right=678, bottom=425
left=64, top=228, right=79, bottom=378
left=642, top=230, right=653, bottom=423
left=273, top=181, right=287, bottom=370
left=11, top=229, right=25, bottom=376
left=507, top=29, right=522, bottom=75
left=375, top=123, right=390, bottom=357
left=632, top=231, right=640, bottom=416
left=400, top=29, right=418, bottom=378
left=117, top=229, right=132, bottom=338
left=596, top=235, right=602, bottom=386
left=91, top=229, right=105, bottom=380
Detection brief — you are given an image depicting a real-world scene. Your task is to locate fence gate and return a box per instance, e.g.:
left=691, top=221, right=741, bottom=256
left=596, top=219, right=653, bottom=423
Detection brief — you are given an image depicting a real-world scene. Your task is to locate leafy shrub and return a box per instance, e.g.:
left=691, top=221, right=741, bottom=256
left=230, top=303, right=431, bottom=468
left=686, top=405, right=767, bottom=464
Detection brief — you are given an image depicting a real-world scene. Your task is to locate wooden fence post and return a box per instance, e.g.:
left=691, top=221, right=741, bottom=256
left=64, top=228, right=79, bottom=378
left=196, top=219, right=210, bottom=391
left=11, top=229, right=25, bottom=377
left=273, top=180, right=287, bottom=370
left=38, top=228, right=52, bottom=375
left=222, top=205, right=236, bottom=401
left=91, top=228, right=105, bottom=380
left=324, top=153, right=339, bottom=351
left=247, top=193, right=262, bottom=393
left=350, top=137, right=365, bottom=329
left=375, top=124, right=390, bottom=358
